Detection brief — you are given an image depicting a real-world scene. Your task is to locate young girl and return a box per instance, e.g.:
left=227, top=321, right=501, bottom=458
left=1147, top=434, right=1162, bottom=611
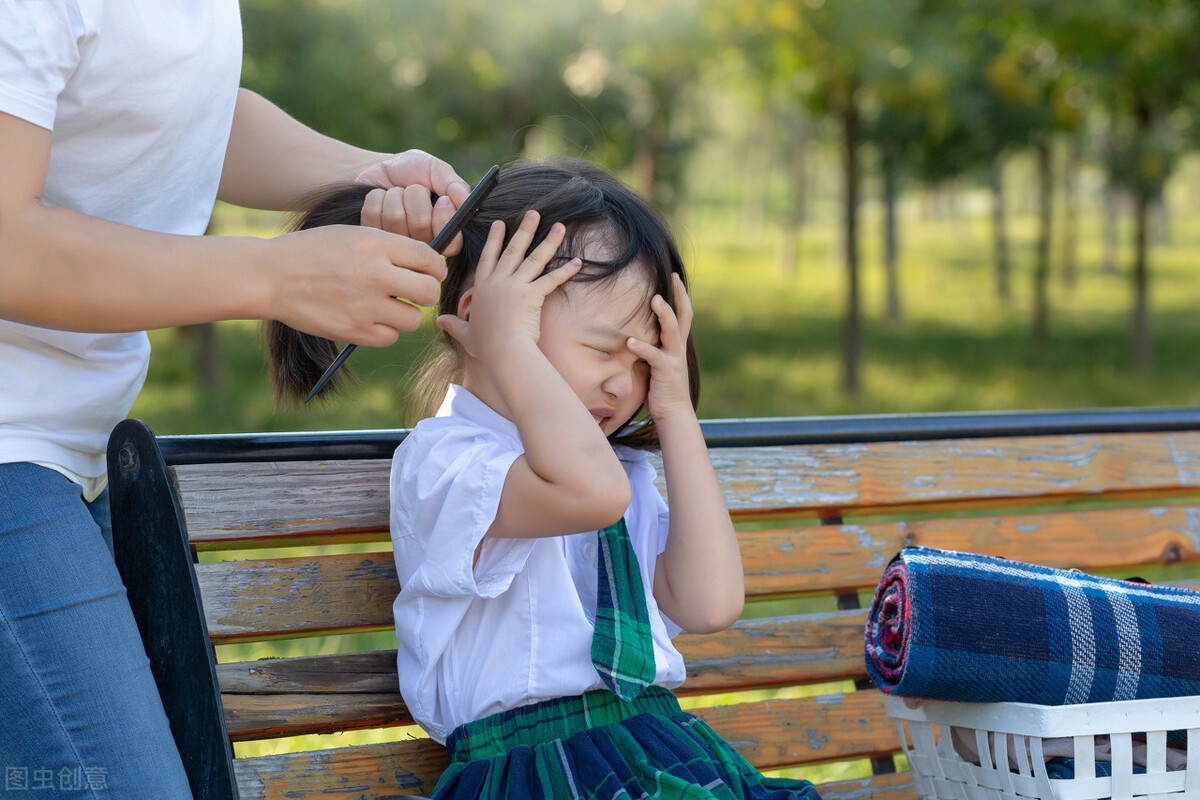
left=272, top=160, right=822, bottom=800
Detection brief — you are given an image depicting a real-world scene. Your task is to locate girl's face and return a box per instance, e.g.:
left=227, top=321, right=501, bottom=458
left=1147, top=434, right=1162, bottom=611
left=537, top=266, right=659, bottom=437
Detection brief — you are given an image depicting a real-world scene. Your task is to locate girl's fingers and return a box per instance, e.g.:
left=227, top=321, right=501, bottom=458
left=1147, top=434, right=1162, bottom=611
left=497, top=210, right=541, bottom=274
left=626, top=335, right=661, bottom=364
left=672, top=274, right=693, bottom=335
left=533, top=257, right=581, bottom=295
left=517, top=222, right=566, bottom=278
left=474, top=220, right=506, bottom=281
left=651, top=294, right=682, bottom=354
left=435, top=313, right=469, bottom=344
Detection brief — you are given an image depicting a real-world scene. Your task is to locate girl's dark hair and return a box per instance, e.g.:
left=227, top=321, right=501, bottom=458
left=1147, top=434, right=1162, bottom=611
left=268, top=158, right=699, bottom=451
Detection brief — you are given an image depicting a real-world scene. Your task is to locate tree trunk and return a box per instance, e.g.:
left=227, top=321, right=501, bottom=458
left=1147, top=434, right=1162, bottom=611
left=1151, top=195, right=1171, bottom=246
left=1102, top=176, right=1120, bottom=275
left=1031, top=138, right=1053, bottom=346
left=1131, top=189, right=1151, bottom=370
left=1130, top=97, right=1154, bottom=371
left=632, top=117, right=659, bottom=206
left=990, top=156, right=1011, bottom=305
left=881, top=146, right=902, bottom=321
left=186, top=216, right=225, bottom=402
left=841, top=91, right=862, bottom=398
left=182, top=323, right=225, bottom=401
left=1060, top=135, right=1081, bottom=291
left=778, top=114, right=807, bottom=279
left=742, top=95, right=776, bottom=234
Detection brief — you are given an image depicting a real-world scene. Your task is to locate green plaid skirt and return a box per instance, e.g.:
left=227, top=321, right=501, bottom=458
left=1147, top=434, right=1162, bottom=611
left=431, top=687, right=822, bottom=800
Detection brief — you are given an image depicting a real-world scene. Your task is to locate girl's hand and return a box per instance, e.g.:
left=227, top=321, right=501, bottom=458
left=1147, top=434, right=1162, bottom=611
left=628, top=273, right=694, bottom=423
left=436, top=210, right=579, bottom=362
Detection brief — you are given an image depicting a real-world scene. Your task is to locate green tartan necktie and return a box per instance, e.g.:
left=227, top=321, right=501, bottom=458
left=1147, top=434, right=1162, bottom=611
left=590, top=518, right=656, bottom=700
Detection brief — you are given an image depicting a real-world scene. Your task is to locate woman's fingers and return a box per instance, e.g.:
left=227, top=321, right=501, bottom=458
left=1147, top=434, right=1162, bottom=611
left=356, top=149, right=471, bottom=209
left=360, top=185, right=439, bottom=243
left=270, top=225, right=450, bottom=346
left=360, top=188, right=388, bottom=231
left=431, top=195, right=461, bottom=255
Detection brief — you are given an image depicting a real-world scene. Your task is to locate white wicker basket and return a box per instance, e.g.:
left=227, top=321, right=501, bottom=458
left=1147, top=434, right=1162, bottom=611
left=886, top=694, right=1199, bottom=800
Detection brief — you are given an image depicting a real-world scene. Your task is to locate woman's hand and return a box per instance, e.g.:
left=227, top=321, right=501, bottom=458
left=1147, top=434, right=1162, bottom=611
left=436, top=210, right=579, bottom=362
left=357, top=150, right=471, bottom=254
left=265, top=224, right=446, bottom=347
left=628, top=273, right=694, bottom=422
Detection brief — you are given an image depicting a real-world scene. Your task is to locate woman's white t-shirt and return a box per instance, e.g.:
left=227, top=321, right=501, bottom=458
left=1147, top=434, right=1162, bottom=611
left=390, top=385, right=688, bottom=743
left=0, top=0, right=243, bottom=482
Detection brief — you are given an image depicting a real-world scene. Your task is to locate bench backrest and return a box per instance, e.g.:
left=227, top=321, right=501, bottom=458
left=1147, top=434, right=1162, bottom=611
left=105, top=411, right=1200, bottom=800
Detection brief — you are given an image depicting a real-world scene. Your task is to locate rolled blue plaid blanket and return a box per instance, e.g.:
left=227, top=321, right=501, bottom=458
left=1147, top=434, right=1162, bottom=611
left=864, top=546, right=1200, bottom=704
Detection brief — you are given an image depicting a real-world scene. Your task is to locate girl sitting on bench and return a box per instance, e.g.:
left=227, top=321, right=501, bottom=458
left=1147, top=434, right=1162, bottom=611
left=271, top=159, right=823, bottom=800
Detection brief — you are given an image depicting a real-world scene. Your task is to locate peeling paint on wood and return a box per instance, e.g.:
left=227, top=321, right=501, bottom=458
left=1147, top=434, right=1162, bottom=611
left=180, top=433, right=1200, bottom=548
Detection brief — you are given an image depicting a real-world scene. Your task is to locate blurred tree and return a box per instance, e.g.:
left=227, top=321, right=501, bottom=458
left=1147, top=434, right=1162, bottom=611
left=241, top=0, right=397, bottom=151
left=910, top=0, right=1077, bottom=329
left=700, top=0, right=809, bottom=275
left=710, top=0, right=917, bottom=396
left=1053, top=0, right=1200, bottom=369
left=861, top=20, right=940, bottom=323
left=798, top=0, right=922, bottom=396
left=584, top=0, right=713, bottom=211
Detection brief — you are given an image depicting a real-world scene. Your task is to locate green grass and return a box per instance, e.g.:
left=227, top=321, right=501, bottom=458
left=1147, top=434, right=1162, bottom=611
left=133, top=197, right=1200, bottom=433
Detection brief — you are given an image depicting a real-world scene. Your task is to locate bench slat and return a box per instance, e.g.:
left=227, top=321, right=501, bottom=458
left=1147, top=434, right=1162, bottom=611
left=233, top=746, right=918, bottom=800
left=746, top=505, right=1200, bottom=597
left=225, top=693, right=413, bottom=739
left=233, top=737, right=445, bottom=800
left=198, top=555, right=396, bottom=642
left=218, top=609, right=871, bottom=740
left=697, top=691, right=895, bottom=769
left=819, top=773, right=915, bottom=800
left=201, top=506, right=1200, bottom=642
left=231, top=691, right=897, bottom=798
left=217, top=650, right=398, bottom=693
left=179, top=432, right=1200, bottom=548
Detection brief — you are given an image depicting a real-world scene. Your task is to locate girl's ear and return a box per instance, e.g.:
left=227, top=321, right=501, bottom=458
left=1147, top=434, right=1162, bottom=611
left=456, top=287, right=474, bottom=321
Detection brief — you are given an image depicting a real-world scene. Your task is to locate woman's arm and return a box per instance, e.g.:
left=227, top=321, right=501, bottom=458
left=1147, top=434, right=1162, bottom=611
left=636, top=276, right=745, bottom=633
left=0, top=109, right=445, bottom=341
left=218, top=89, right=470, bottom=213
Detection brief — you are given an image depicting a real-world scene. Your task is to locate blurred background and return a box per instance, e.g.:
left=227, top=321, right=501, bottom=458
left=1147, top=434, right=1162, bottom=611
left=134, top=0, right=1200, bottom=435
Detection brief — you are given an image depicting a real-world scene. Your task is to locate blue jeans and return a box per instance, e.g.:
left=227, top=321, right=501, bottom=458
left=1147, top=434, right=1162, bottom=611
left=0, top=462, right=191, bottom=798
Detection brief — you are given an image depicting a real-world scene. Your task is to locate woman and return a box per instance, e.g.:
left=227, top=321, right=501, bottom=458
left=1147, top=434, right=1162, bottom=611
left=0, top=3, right=467, bottom=795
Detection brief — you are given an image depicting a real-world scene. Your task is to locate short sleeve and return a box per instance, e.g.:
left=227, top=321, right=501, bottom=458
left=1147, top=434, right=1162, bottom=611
left=391, top=427, right=535, bottom=599
left=0, top=1, right=82, bottom=129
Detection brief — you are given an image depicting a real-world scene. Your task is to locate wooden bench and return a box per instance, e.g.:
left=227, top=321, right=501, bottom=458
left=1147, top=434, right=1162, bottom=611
left=105, top=409, right=1200, bottom=800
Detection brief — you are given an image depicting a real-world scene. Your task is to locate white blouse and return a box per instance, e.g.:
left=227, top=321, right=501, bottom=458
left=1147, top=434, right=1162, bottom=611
left=390, top=385, right=687, bottom=743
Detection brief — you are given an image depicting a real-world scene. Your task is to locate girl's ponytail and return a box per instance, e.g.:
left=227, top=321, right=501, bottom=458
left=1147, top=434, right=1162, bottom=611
left=264, top=183, right=374, bottom=404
